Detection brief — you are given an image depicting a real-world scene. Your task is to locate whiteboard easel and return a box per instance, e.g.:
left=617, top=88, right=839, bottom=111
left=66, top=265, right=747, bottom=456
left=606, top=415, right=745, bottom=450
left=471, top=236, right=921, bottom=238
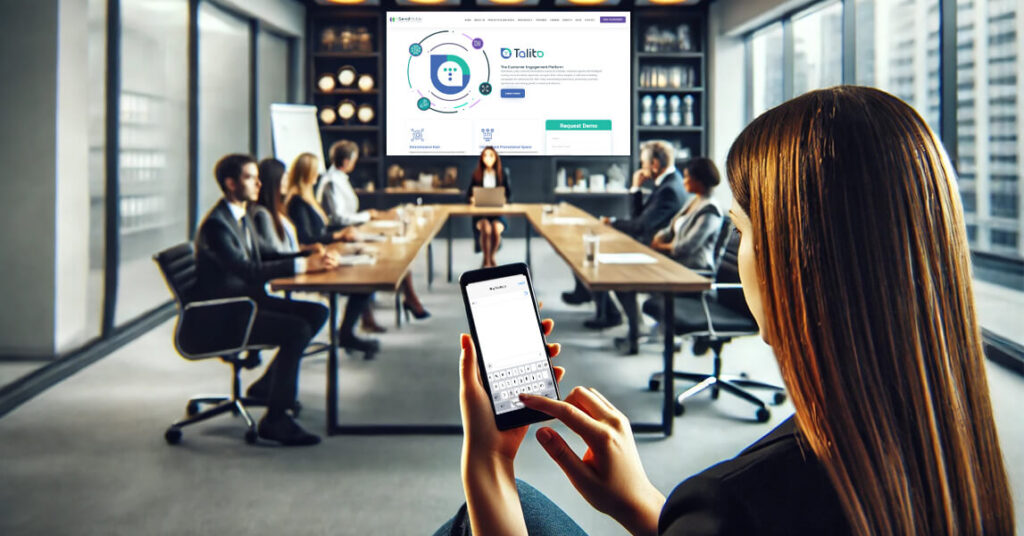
left=270, top=103, right=326, bottom=173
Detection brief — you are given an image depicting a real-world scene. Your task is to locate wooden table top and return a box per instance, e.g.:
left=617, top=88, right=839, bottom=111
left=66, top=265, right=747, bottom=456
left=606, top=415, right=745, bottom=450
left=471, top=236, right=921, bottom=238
left=271, top=203, right=710, bottom=294
left=270, top=206, right=449, bottom=293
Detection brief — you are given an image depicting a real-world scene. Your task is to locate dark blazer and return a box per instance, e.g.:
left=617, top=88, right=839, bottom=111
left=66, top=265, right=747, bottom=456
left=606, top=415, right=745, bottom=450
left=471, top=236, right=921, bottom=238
left=613, top=169, right=689, bottom=244
left=194, top=199, right=304, bottom=300
left=287, top=195, right=345, bottom=246
left=659, top=416, right=850, bottom=535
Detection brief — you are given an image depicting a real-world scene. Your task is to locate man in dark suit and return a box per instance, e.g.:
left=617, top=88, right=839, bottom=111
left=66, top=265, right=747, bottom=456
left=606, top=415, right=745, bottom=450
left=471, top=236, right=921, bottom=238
left=563, top=141, right=689, bottom=348
left=194, top=153, right=337, bottom=446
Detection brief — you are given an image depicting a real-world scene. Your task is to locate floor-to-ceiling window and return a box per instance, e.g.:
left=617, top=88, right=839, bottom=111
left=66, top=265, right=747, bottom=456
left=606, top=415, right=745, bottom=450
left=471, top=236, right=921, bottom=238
left=116, top=0, right=190, bottom=326
left=744, top=0, right=1023, bottom=350
left=792, top=1, right=843, bottom=95
left=87, top=0, right=107, bottom=339
left=197, top=2, right=253, bottom=215
left=750, top=23, right=785, bottom=117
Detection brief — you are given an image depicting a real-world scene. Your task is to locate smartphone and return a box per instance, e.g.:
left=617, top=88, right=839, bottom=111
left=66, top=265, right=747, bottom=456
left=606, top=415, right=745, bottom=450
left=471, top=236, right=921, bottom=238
left=460, top=263, right=560, bottom=430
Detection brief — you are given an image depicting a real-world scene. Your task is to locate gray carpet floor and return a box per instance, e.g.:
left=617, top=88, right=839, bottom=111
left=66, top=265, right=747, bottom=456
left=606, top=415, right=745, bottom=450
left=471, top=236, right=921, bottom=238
left=1, top=238, right=1021, bottom=535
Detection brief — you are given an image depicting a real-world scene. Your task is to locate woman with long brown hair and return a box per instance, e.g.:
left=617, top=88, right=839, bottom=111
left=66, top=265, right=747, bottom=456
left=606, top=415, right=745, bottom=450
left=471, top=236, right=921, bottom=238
left=465, top=146, right=511, bottom=267
left=439, top=86, right=1014, bottom=535
left=285, top=152, right=379, bottom=358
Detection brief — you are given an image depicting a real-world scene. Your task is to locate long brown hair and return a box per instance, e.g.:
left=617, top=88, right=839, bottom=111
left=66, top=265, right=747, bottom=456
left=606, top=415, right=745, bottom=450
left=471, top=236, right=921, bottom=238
left=726, top=86, right=1013, bottom=534
left=257, top=158, right=287, bottom=240
left=471, top=146, right=503, bottom=185
left=286, top=152, right=327, bottom=222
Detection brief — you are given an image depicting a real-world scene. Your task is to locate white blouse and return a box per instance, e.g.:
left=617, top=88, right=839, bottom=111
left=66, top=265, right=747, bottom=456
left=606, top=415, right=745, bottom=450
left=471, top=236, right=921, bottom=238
left=482, top=170, right=497, bottom=188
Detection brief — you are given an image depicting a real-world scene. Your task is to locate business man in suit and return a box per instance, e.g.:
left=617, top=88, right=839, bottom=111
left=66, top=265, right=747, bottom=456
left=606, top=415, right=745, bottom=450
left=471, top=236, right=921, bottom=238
left=195, top=153, right=337, bottom=446
left=564, top=140, right=689, bottom=340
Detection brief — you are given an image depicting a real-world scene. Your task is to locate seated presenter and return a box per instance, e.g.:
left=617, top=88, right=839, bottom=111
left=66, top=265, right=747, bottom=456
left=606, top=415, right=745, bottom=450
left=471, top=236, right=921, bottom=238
left=465, top=146, right=512, bottom=268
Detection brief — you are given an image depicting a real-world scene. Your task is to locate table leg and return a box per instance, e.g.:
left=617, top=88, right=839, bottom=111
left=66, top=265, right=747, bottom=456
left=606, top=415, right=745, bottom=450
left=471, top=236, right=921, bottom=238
left=328, top=292, right=339, bottom=435
left=395, top=292, right=402, bottom=328
left=525, top=223, right=532, bottom=269
left=447, top=220, right=453, bottom=283
left=427, top=241, right=434, bottom=290
left=662, top=293, right=675, bottom=437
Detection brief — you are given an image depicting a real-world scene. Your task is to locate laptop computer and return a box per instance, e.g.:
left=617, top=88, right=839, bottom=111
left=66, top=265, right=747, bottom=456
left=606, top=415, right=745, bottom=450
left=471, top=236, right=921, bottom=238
left=473, top=186, right=507, bottom=208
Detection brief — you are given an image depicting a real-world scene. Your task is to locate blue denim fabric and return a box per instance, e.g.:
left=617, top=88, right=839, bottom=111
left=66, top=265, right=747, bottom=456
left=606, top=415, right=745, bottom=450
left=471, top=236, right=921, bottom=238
left=433, top=479, right=588, bottom=536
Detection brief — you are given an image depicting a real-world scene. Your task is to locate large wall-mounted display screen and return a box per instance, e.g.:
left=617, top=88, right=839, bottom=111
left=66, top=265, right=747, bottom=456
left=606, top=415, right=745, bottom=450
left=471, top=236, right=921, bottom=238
left=386, top=12, right=630, bottom=156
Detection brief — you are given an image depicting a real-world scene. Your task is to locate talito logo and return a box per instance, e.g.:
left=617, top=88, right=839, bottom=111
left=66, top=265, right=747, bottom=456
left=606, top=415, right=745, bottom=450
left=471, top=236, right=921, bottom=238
left=500, top=47, right=544, bottom=59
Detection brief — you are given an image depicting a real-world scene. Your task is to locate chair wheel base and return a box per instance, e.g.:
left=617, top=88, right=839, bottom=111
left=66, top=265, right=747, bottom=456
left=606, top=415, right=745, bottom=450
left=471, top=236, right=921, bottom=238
left=165, top=428, right=182, bottom=445
left=648, top=379, right=660, bottom=391
left=186, top=402, right=199, bottom=416
left=674, top=402, right=685, bottom=416
left=773, top=392, right=787, bottom=405
left=755, top=407, right=770, bottom=422
left=244, top=429, right=258, bottom=444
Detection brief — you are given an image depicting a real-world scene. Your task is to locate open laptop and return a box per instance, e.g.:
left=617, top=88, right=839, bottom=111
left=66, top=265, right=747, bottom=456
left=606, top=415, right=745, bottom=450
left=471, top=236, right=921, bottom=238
left=473, top=186, right=507, bottom=208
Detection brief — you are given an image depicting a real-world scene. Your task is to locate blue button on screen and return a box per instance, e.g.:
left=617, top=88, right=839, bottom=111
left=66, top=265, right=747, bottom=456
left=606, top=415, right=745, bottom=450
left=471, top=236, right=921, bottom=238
left=500, top=88, right=526, bottom=98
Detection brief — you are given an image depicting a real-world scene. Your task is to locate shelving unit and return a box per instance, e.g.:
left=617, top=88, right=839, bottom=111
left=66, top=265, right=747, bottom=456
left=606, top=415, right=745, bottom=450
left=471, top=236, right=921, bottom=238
left=632, top=8, right=708, bottom=170
left=307, top=8, right=383, bottom=195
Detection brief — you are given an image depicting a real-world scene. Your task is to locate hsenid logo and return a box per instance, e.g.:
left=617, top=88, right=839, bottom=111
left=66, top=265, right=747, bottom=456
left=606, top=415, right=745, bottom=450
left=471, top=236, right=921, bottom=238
left=500, top=47, right=544, bottom=59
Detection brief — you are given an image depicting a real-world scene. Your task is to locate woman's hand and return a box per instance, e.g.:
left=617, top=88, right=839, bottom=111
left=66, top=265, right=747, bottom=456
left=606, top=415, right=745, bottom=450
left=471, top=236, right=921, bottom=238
left=333, top=227, right=357, bottom=242
left=459, top=319, right=563, bottom=464
left=458, top=317, right=564, bottom=536
left=519, top=387, right=666, bottom=536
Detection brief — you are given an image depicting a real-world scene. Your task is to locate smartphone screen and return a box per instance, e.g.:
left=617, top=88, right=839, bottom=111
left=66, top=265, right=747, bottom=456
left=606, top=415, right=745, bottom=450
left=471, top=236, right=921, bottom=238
left=461, top=264, right=558, bottom=428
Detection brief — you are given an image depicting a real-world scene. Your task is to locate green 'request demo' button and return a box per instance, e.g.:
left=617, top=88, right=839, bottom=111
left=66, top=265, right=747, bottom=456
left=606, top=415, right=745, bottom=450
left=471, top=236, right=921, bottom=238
left=545, top=120, right=612, bottom=131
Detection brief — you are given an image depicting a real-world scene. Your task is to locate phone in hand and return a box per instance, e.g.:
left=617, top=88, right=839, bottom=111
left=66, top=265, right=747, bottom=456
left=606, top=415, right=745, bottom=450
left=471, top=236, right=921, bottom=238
left=460, top=263, right=560, bottom=430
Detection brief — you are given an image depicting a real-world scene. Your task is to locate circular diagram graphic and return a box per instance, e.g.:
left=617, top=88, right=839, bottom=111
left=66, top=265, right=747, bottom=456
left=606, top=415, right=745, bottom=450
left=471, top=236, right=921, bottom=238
left=406, top=30, right=491, bottom=114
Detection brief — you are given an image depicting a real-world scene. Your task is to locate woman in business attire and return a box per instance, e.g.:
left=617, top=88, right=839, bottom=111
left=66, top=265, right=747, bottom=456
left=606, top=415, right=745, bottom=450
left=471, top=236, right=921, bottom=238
left=251, top=158, right=323, bottom=256
left=284, top=152, right=379, bottom=357
left=318, top=140, right=429, bottom=321
left=465, top=146, right=511, bottom=268
left=439, top=87, right=1014, bottom=535
left=649, top=157, right=723, bottom=271
left=614, top=157, right=725, bottom=354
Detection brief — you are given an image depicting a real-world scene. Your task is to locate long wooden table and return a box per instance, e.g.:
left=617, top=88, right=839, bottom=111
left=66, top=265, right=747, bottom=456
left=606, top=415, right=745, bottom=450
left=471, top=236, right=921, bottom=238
left=271, top=203, right=710, bottom=436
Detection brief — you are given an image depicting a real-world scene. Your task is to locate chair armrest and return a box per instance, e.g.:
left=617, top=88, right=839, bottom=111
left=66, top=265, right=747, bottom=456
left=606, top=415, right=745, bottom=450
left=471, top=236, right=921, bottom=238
left=699, top=291, right=719, bottom=340
left=710, top=283, right=743, bottom=290
left=175, top=297, right=258, bottom=359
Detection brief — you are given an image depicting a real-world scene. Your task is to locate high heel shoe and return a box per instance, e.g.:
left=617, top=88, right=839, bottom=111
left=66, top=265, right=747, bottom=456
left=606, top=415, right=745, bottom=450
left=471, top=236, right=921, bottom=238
left=338, top=335, right=380, bottom=360
left=402, top=302, right=431, bottom=321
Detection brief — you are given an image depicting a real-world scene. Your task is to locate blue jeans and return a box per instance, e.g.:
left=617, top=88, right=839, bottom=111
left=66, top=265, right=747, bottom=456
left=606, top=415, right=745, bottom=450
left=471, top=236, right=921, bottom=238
left=433, top=479, right=587, bottom=536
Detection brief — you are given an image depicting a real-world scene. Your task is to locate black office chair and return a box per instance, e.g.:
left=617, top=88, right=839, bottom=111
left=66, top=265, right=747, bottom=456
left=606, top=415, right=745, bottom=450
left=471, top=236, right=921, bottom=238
left=644, top=218, right=786, bottom=422
left=154, top=243, right=278, bottom=445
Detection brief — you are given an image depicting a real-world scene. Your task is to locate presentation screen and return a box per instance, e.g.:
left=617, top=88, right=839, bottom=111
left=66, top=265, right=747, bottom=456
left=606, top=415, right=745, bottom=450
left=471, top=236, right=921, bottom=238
left=386, top=12, right=630, bottom=156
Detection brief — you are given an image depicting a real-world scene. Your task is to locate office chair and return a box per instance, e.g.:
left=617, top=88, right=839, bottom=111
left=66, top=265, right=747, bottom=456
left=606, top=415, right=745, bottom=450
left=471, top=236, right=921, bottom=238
left=644, top=218, right=786, bottom=422
left=154, top=243, right=281, bottom=445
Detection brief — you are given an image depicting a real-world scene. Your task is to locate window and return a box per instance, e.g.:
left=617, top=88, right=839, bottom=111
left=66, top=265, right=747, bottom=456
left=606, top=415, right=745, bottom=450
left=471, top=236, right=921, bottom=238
left=792, top=2, right=843, bottom=96
left=87, top=0, right=106, bottom=337
left=116, top=0, right=189, bottom=325
left=197, top=3, right=253, bottom=216
left=750, top=23, right=784, bottom=117
left=956, top=0, right=1022, bottom=254
left=855, top=0, right=942, bottom=134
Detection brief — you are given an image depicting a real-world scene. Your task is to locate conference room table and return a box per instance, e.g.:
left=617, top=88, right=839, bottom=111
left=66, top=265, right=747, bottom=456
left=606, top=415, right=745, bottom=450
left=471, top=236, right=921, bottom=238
left=271, top=203, right=710, bottom=437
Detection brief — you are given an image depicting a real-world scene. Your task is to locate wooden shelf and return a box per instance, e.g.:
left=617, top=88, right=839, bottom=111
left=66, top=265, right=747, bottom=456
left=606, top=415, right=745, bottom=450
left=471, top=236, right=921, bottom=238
left=320, top=125, right=379, bottom=132
left=637, top=87, right=704, bottom=93
left=313, top=52, right=379, bottom=59
left=315, top=89, right=379, bottom=95
left=636, top=52, right=703, bottom=59
left=554, top=190, right=631, bottom=197
left=636, top=126, right=704, bottom=133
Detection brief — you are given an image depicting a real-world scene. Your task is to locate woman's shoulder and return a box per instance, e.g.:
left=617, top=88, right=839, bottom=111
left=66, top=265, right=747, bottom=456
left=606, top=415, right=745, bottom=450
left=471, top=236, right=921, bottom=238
left=249, top=204, right=272, bottom=219
left=659, top=416, right=850, bottom=535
